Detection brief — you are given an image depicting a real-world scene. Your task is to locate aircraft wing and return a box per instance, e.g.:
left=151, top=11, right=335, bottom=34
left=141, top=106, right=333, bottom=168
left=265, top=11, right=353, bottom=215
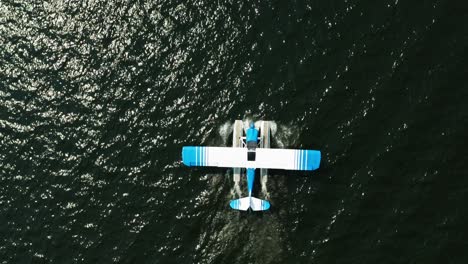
left=182, top=146, right=320, bottom=171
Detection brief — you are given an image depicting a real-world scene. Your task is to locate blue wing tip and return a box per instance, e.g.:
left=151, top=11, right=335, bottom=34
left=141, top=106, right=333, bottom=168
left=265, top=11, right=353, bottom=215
left=314, top=150, right=321, bottom=170
left=181, top=146, right=194, bottom=166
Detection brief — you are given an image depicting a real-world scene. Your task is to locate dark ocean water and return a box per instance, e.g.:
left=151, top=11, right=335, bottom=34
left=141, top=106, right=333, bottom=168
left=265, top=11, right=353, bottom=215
left=1, top=0, right=468, bottom=263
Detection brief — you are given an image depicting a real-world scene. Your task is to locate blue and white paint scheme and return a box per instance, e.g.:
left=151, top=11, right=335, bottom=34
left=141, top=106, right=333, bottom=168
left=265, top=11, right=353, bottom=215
left=182, top=121, right=321, bottom=211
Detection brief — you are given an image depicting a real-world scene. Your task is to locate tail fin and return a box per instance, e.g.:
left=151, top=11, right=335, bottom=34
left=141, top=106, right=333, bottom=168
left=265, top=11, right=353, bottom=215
left=230, top=197, right=270, bottom=211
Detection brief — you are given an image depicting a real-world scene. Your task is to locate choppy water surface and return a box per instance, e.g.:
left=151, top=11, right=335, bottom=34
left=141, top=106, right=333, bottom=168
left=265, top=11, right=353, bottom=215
left=1, top=0, right=468, bottom=263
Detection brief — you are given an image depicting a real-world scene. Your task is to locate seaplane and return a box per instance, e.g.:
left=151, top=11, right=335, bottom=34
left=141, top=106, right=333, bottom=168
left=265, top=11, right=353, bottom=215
left=181, top=120, right=321, bottom=211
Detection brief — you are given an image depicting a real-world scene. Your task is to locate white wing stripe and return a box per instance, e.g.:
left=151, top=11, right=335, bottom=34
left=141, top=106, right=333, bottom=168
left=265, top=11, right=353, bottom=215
left=297, top=149, right=300, bottom=170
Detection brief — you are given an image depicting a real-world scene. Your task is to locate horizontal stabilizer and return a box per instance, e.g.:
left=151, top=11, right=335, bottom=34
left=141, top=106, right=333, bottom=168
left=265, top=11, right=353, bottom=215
left=250, top=197, right=270, bottom=211
left=229, top=197, right=270, bottom=211
left=230, top=197, right=250, bottom=211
